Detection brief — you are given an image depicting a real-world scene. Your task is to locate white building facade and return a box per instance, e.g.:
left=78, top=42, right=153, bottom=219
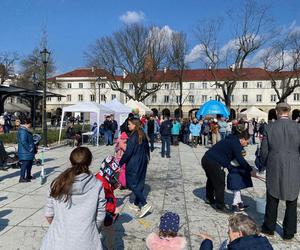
left=47, top=68, right=300, bottom=120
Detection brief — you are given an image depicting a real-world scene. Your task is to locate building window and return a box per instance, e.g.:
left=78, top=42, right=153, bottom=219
left=111, top=94, right=116, bottom=100
left=294, top=93, right=300, bottom=101
left=78, top=94, right=83, bottom=101
left=100, top=82, right=106, bottom=89
left=164, top=84, right=169, bottom=90
left=294, top=79, right=300, bottom=85
left=57, top=96, right=61, bottom=102
left=230, top=95, right=234, bottom=102
left=129, top=84, right=134, bottom=90
left=152, top=95, right=157, bottom=103
left=256, top=95, right=262, bottom=102
left=153, top=83, right=158, bottom=89
left=90, top=94, right=95, bottom=101
left=189, top=95, right=195, bottom=103
left=79, top=83, right=83, bottom=88
left=257, top=82, right=262, bottom=88
left=190, top=83, right=195, bottom=89
left=242, top=95, right=248, bottom=103
left=215, top=95, right=220, bottom=101
left=47, top=97, right=51, bottom=101
left=164, top=95, right=169, bottom=103
left=202, top=95, right=207, bottom=103
left=67, top=95, right=71, bottom=102
left=90, top=82, right=95, bottom=88
left=67, top=83, right=72, bottom=88
left=271, top=94, right=277, bottom=102
left=243, top=82, right=248, bottom=88
left=202, top=82, right=207, bottom=89
left=100, top=94, right=106, bottom=102
left=176, top=96, right=180, bottom=104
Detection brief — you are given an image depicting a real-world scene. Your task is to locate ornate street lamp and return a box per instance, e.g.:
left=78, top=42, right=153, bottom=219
left=32, top=73, right=38, bottom=130
left=40, top=48, right=50, bottom=146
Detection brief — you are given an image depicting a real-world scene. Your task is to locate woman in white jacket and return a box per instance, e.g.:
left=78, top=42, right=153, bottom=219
left=41, top=147, right=106, bottom=250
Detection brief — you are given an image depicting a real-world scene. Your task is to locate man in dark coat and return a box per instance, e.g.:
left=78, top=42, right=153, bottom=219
left=103, top=115, right=113, bottom=146
left=199, top=214, right=273, bottom=250
left=261, top=102, right=300, bottom=240
left=159, top=116, right=173, bottom=158
left=201, top=131, right=253, bottom=214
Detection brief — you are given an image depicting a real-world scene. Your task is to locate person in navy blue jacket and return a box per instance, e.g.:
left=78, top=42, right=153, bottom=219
left=201, top=131, right=253, bottom=214
left=198, top=214, right=273, bottom=250
left=17, top=118, right=36, bottom=183
left=119, top=118, right=152, bottom=218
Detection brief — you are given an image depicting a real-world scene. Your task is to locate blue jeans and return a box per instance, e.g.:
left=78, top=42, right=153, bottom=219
left=20, top=160, right=33, bottom=179
left=220, top=132, right=226, bottom=140
left=104, top=130, right=112, bottom=145
left=161, top=135, right=171, bottom=157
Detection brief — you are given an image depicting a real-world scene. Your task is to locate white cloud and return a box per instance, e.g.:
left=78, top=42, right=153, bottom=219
left=119, top=11, right=145, bottom=24
left=185, top=44, right=204, bottom=63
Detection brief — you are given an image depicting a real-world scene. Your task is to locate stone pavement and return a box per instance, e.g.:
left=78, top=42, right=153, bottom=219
left=0, top=143, right=299, bottom=250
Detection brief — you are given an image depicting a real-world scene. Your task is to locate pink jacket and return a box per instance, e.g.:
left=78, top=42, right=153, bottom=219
left=146, top=233, right=187, bottom=250
left=115, top=138, right=127, bottom=162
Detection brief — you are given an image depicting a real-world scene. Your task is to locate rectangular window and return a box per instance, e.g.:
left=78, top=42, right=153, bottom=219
left=100, top=82, right=106, bottom=89
left=257, top=82, right=262, bottom=88
left=294, top=93, right=300, bottom=101
left=78, top=94, right=83, bottom=101
left=176, top=83, right=180, bottom=89
left=190, top=83, right=195, bottom=89
left=242, top=95, right=248, bottom=103
left=164, top=84, right=169, bottom=90
left=164, top=95, right=169, bottom=103
left=111, top=94, right=116, bottom=100
left=47, top=97, right=51, bottom=101
left=202, top=95, right=207, bottom=103
left=153, top=83, right=158, bottom=89
left=243, top=82, right=248, bottom=88
left=271, top=94, right=277, bottom=102
left=67, top=95, right=71, bottom=102
left=256, top=95, right=262, bottom=102
left=100, top=94, right=106, bottom=102
left=90, top=82, right=95, bottom=89
left=90, top=94, right=95, bottom=101
left=202, top=82, right=207, bottom=89
left=176, top=96, right=180, bottom=104
left=57, top=96, right=61, bottom=102
left=231, top=95, right=234, bottom=102
left=189, top=95, right=195, bottom=103
left=67, top=83, right=72, bottom=88
left=152, top=95, right=157, bottom=103
left=294, top=79, right=300, bottom=85
left=215, top=95, right=220, bottom=101
left=79, top=83, right=83, bottom=88
left=129, top=84, right=134, bottom=90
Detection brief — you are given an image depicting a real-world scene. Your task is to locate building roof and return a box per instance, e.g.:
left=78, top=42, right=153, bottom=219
left=49, top=67, right=297, bottom=83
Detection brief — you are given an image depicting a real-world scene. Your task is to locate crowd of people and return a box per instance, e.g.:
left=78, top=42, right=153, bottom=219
left=9, top=102, right=300, bottom=250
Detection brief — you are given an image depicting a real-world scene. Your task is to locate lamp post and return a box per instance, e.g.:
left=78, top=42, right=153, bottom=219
left=32, top=73, right=38, bottom=130
left=40, top=48, right=50, bottom=146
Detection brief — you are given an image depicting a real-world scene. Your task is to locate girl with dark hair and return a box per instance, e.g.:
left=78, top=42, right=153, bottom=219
left=119, top=118, right=151, bottom=218
left=41, top=147, right=106, bottom=250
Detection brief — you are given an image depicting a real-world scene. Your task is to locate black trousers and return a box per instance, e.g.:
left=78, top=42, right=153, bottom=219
left=201, top=155, right=225, bottom=207
left=263, top=192, right=298, bottom=236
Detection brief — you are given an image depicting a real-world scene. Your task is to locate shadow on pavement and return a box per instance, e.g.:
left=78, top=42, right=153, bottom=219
left=0, top=209, right=12, bottom=232
left=0, top=170, right=20, bottom=182
left=0, top=196, right=8, bottom=202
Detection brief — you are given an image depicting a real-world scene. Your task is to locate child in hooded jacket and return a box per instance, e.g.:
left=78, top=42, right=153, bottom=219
left=115, top=132, right=128, bottom=188
left=146, top=212, right=187, bottom=250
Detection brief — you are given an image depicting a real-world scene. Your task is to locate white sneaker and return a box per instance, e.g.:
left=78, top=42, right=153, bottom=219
left=138, top=203, right=152, bottom=218
left=128, top=203, right=140, bottom=212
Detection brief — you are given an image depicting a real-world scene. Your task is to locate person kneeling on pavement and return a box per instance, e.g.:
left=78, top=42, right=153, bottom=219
left=198, top=214, right=273, bottom=250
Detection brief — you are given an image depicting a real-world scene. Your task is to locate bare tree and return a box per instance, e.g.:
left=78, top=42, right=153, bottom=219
left=194, top=0, right=274, bottom=108
left=0, top=52, right=18, bottom=84
left=168, top=32, right=189, bottom=117
left=85, top=24, right=170, bottom=101
left=18, top=31, right=56, bottom=89
left=260, top=29, right=300, bottom=103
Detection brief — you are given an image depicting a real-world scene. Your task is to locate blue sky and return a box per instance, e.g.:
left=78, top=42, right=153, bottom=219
left=1, top=0, right=300, bottom=74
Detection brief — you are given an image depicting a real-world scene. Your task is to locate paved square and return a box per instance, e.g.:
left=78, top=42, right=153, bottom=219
left=0, top=144, right=299, bottom=249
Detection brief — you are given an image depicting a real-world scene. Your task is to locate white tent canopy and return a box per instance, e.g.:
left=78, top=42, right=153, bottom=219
left=58, top=102, right=114, bottom=146
left=101, top=99, right=131, bottom=132
left=240, top=106, right=268, bottom=122
left=125, top=99, right=151, bottom=116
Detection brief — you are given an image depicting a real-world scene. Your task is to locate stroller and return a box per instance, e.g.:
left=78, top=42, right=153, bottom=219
left=0, top=140, right=19, bottom=170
